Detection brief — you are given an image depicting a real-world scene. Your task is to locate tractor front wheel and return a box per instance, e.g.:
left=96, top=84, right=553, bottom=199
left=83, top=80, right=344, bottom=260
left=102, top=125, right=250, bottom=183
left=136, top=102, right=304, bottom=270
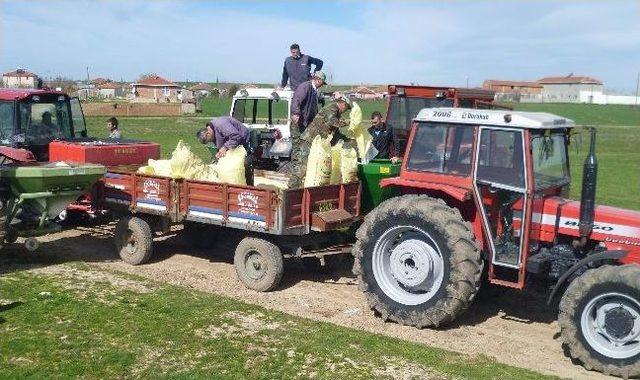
left=559, top=264, right=640, bottom=378
left=353, top=195, right=483, bottom=328
left=114, top=216, right=153, bottom=265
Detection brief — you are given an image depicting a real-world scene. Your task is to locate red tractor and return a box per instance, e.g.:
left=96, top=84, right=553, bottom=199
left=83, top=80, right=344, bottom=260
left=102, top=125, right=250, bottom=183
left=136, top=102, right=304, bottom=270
left=354, top=107, right=640, bottom=377
left=0, top=88, right=160, bottom=218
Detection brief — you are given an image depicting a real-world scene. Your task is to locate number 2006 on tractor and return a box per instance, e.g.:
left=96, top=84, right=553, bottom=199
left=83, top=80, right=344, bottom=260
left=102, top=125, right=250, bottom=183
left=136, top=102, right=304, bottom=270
left=354, top=107, right=640, bottom=377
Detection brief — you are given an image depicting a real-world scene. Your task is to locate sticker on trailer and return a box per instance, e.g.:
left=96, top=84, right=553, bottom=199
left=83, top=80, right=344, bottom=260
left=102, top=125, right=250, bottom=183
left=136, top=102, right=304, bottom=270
left=137, top=199, right=166, bottom=211
left=142, top=179, right=161, bottom=201
left=237, top=191, right=260, bottom=217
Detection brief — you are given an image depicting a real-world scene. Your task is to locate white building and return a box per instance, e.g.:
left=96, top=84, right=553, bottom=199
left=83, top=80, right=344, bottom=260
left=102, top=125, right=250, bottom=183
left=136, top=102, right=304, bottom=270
left=2, top=68, right=39, bottom=88
left=538, top=75, right=603, bottom=103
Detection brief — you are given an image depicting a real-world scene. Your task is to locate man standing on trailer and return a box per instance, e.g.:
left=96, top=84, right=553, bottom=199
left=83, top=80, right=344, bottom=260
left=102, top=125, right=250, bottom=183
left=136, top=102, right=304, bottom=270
left=290, top=71, right=326, bottom=139
left=279, top=43, right=323, bottom=91
left=197, top=116, right=253, bottom=185
left=287, top=95, right=352, bottom=188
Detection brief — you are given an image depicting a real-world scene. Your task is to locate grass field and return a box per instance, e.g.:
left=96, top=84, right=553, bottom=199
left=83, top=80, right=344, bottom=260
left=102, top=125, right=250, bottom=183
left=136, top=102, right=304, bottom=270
left=0, top=263, right=552, bottom=379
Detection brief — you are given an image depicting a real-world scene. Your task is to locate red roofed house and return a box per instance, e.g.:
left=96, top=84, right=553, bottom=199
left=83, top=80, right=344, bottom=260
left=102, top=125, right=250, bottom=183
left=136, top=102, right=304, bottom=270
left=537, top=74, right=603, bottom=103
left=3, top=68, right=39, bottom=88
left=132, top=75, right=180, bottom=102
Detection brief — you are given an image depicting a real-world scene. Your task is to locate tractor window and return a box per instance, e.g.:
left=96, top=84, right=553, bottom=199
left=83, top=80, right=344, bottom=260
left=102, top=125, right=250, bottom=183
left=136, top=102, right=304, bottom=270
left=232, top=99, right=247, bottom=122
left=531, top=132, right=570, bottom=189
left=18, top=95, right=73, bottom=145
left=477, top=129, right=525, bottom=189
left=387, top=96, right=454, bottom=155
left=0, top=101, right=14, bottom=143
left=231, top=98, right=289, bottom=126
left=406, top=122, right=474, bottom=175
left=70, top=97, right=87, bottom=137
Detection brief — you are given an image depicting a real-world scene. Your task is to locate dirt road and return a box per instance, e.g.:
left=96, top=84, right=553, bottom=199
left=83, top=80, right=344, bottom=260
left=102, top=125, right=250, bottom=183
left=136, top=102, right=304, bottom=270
left=3, top=225, right=615, bottom=380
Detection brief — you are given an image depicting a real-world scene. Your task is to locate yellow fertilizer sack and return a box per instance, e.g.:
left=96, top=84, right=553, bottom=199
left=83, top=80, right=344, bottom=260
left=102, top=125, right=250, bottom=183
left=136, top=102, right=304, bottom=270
left=340, top=146, right=359, bottom=183
left=141, top=159, right=172, bottom=177
left=304, top=135, right=332, bottom=187
left=330, top=140, right=343, bottom=185
left=195, top=164, right=219, bottom=182
left=170, top=140, right=205, bottom=179
left=217, top=145, right=247, bottom=185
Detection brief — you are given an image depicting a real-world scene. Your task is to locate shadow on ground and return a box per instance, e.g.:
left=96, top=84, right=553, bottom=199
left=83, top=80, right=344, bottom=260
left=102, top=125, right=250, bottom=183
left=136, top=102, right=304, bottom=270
left=0, top=223, right=558, bottom=328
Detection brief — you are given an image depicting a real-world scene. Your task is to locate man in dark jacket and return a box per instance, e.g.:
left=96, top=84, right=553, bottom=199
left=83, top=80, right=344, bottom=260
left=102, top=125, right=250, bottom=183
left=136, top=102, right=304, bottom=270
left=369, top=111, right=401, bottom=163
left=280, top=43, right=323, bottom=91
left=290, top=71, right=325, bottom=138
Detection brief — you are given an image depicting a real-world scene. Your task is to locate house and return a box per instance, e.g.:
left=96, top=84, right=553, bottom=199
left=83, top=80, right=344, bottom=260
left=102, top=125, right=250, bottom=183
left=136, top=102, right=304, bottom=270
left=537, top=75, right=603, bottom=103
left=131, top=75, right=180, bottom=102
left=349, top=86, right=385, bottom=100
left=177, top=88, right=194, bottom=102
left=482, top=80, right=542, bottom=95
left=3, top=68, right=39, bottom=88
left=90, top=77, right=110, bottom=86
left=189, top=82, right=213, bottom=97
left=97, top=81, right=125, bottom=99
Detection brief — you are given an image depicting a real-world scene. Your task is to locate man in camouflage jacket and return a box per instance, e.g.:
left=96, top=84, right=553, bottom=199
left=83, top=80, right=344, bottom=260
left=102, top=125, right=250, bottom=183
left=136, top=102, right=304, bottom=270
left=288, top=95, right=352, bottom=188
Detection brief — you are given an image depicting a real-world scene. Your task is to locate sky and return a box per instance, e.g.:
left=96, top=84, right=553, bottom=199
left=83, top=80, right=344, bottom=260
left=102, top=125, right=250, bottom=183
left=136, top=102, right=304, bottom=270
left=1, top=1, right=639, bottom=92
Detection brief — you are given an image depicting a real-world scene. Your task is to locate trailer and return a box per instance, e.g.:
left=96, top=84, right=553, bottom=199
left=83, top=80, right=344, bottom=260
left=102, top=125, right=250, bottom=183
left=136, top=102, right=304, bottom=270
left=101, top=169, right=361, bottom=291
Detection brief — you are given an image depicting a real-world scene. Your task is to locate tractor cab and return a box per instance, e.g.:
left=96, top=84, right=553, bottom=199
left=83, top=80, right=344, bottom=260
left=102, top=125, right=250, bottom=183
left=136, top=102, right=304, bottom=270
left=0, top=88, right=88, bottom=161
left=391, top=107, right=581, bottom=287
left=230, top=88, right=292, bottom=169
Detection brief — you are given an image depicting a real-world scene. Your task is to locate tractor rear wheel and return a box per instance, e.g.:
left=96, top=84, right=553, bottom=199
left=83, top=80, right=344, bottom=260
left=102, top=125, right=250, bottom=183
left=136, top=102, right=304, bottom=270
left=115, top=216, right=153, bottom=265
left=353, top=195, right=483, bottom=328
left=559, top=264, right=640, bottom=378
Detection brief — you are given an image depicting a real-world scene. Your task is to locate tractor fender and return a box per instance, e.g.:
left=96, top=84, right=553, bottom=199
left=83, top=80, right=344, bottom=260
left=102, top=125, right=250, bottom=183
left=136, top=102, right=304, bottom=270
left=379, top=178, right=471, bottom=202
left=546, top=249, right=629, bottom=305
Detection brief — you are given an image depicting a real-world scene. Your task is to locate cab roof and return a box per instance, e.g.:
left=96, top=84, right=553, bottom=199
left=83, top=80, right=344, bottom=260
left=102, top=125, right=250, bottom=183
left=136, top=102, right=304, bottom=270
left=233, top=88, right=293, bottom=100
left=0, top=88, right=67, bottom=101
left=415, top=107, right=575, bottom=129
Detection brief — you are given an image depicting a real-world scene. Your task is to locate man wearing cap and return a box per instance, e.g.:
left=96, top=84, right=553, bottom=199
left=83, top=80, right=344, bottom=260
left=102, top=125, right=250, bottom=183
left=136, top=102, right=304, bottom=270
left=280, top=43, right=324, bottom=91
left=287, top=95, right=352, bottom=188
left=290, top=71, right=326, bottom=138
left=196, top=116, right=254, bottom=185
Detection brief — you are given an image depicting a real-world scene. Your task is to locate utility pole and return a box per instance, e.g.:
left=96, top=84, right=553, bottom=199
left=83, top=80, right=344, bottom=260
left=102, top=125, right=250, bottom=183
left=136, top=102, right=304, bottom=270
left=635, top=71, right=639, bottom=107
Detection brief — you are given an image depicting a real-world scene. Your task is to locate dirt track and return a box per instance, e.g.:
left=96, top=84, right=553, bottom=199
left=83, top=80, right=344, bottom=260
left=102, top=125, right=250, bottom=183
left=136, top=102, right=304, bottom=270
left=2, top=225, right=616, bottom=380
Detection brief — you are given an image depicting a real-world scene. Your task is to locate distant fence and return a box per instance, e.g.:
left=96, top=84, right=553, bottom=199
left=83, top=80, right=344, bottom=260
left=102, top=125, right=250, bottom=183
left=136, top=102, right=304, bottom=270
left=82, top=102, right=195, bottom=117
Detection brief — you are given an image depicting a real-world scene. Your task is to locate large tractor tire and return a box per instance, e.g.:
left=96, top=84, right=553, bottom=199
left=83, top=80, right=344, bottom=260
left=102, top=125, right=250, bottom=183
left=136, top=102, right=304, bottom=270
left=234, top=237, right=284, bottom=292
left=114, top=216, right=153, bottom=265
left=353, top=195, right=483, bottom=328
left=559, top=264, right=640, bottom=378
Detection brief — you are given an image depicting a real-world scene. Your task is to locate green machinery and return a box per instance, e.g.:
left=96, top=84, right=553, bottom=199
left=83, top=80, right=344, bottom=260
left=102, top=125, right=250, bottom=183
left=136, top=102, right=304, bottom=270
left=0, top=149, right=105, bottom=249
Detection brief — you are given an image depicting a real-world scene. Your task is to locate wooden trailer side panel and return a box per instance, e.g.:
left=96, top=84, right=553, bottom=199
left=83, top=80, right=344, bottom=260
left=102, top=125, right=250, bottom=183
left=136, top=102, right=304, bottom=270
left=182, top=180, right=278, bottom=231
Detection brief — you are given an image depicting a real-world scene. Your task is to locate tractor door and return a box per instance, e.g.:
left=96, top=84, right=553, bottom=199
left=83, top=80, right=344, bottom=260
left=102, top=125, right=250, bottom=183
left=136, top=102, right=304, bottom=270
left=474, top=127, right=532, bottom=288
left=69, top=97, right=88, bottom=138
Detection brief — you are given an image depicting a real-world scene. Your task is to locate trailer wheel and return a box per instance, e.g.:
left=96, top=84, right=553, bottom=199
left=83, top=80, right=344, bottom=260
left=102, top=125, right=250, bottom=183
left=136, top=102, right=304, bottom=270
left=353, top=195, right=483, bottom=328
left=115, top=216, right=153, bottom=265
left=182, top=222, right=219, bottom=249
left=234, top=237, right=283, bottom=292
left=559, top=264, right=640, bottom=378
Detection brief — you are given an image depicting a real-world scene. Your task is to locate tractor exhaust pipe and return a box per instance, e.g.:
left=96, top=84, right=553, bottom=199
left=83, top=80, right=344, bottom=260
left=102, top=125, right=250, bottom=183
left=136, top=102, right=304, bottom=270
left=576, top=128, right=598, bottom=246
